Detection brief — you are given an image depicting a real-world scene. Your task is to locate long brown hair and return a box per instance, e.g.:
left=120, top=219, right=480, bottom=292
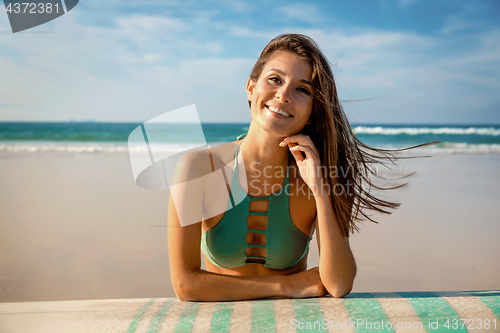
left=249, top=33, right=435, bottom=237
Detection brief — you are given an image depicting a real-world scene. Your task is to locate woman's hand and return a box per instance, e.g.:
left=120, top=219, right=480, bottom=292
left=280, top=134, right=324, bottom=196
left=283, top=267, right=326, bottom=298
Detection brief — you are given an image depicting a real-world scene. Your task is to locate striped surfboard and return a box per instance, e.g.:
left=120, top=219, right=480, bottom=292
left=0, top=290, right=499, bottom=332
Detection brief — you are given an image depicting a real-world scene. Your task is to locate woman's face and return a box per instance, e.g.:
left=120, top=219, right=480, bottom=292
left=247, top=51, right=314, bottom=137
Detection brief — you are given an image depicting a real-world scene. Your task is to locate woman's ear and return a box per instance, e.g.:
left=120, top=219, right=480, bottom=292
left=246, top=78, right=255, bottom=102
left=306, top=118, right=312, bottom=125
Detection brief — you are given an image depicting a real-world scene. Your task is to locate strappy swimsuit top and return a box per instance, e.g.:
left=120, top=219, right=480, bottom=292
left=201, top=139, right=312, bottom=270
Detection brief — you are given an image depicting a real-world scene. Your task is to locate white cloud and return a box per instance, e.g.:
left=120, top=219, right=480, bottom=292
left=277, top=3, right=321, bottom=24
left=230, top=27, right=277, bottom=39
left=116, top=15, right=187, bottom=34
left=208, top=0, right=250, bottom=13
left=441, top=15, right=484, bottom=35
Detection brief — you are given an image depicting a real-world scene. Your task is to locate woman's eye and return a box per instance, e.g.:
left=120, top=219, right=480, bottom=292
left=268, top=76, right=281, bottom=83
left=297, top=87, right=311, bottom=95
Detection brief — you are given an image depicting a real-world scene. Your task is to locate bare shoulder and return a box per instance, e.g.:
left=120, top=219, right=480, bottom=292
left=207, top=141, right=240, bottom=169
left=173, top=141, right=240, bottom=182
left=172, top=149, right=210, bottom=185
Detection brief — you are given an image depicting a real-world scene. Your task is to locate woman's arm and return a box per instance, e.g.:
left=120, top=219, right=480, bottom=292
left=167, top=151, right=325, bottom=302
left=314, top=194, right=356, bottom=298
left=281, top=135, right=357, bottom=298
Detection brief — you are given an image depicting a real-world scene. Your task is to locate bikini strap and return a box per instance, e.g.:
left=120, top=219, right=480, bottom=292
left=233, top=140, right=243, bottom=171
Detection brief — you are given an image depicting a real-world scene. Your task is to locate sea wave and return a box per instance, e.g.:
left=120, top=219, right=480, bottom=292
left=1, top=141, right=499, bottom=155
left=353, top=126, right=500, bottom=136
left=383, top=143, right=500, bottom=155
left=0, top=142, right=193, bottom=155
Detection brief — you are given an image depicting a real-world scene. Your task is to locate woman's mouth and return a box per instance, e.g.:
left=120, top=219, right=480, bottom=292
left=267, top=105, right=292, bottom=118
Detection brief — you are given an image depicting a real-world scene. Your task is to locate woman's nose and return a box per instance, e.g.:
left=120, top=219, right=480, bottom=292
left=276, top=85, right=291, bottom=103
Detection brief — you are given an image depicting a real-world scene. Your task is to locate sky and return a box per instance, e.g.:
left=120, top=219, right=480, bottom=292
left=0, top=0, right=499, bottom=124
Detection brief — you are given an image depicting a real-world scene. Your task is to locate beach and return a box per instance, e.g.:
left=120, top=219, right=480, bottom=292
left=1, top=149, right=499, bottom=303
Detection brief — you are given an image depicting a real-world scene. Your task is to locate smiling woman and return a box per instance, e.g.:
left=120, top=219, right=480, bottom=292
left=167, top=33, right=425, bottom=302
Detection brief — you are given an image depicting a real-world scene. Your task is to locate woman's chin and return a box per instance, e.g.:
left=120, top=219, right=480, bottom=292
left=260, top=123, right=301, bottom=138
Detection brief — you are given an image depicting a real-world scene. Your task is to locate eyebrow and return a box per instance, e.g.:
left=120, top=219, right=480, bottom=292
left=268, top=68, right=312, bottom=86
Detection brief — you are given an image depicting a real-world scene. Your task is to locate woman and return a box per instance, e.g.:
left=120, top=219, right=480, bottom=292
left=168, top=34, right=407, bottom=302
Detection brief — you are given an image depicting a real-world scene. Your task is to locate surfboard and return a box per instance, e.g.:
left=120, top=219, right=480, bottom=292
left=0, top=290, right=498, bottom=332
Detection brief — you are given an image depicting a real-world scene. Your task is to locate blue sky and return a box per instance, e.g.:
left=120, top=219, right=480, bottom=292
left=0, top=0, right=499, bottom=124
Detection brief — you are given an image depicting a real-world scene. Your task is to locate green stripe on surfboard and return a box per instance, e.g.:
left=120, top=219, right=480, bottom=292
left=292, top=298, right=327, bottom=333
left=126, top=298, right=157, bottom=333
left=174, top=302, right=200, bottom=333
left=147, top=299, right=175, bottom=333
left=211, top=302, right=234, bottom=332
left=477, top=296, right=500, bottom=319
left=251, top=300, right=275, bottom=332
left=342, top=293, right=393, bottom=333
left=398, top=291, right=466, bottom=332
left=466, top=290, right=500, bottom=320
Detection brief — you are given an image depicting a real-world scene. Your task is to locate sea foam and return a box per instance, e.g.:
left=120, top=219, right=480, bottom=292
left=353, top=126, right=500, bottom=136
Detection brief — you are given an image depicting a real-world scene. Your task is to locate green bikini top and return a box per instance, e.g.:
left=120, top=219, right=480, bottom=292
left=201, top=138, right=312, bottom=270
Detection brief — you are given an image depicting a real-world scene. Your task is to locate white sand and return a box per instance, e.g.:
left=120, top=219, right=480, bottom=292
left=0, top=152, right=499, bottom=302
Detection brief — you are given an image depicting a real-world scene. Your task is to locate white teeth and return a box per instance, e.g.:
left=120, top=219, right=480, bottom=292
left=268, top=106, right=291, bottom=117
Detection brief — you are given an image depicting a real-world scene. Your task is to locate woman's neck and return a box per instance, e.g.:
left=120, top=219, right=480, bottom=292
left=240, top=123, right=289, bottom=176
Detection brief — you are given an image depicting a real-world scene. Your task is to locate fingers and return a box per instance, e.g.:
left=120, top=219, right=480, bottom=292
left=289, top=145, right=306, bottom=162
left=290, top=144, right=315, bottom=155
left=280, top=134, right=319, bottom=157
left=280, top=134, right=313, bottom=147
left=290, top=145, right=320, bottom=163
left=288, top=267, right=325, bottom=298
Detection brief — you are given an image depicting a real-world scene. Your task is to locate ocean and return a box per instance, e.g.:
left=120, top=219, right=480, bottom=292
left=1, top=122, right=500, bottom=155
